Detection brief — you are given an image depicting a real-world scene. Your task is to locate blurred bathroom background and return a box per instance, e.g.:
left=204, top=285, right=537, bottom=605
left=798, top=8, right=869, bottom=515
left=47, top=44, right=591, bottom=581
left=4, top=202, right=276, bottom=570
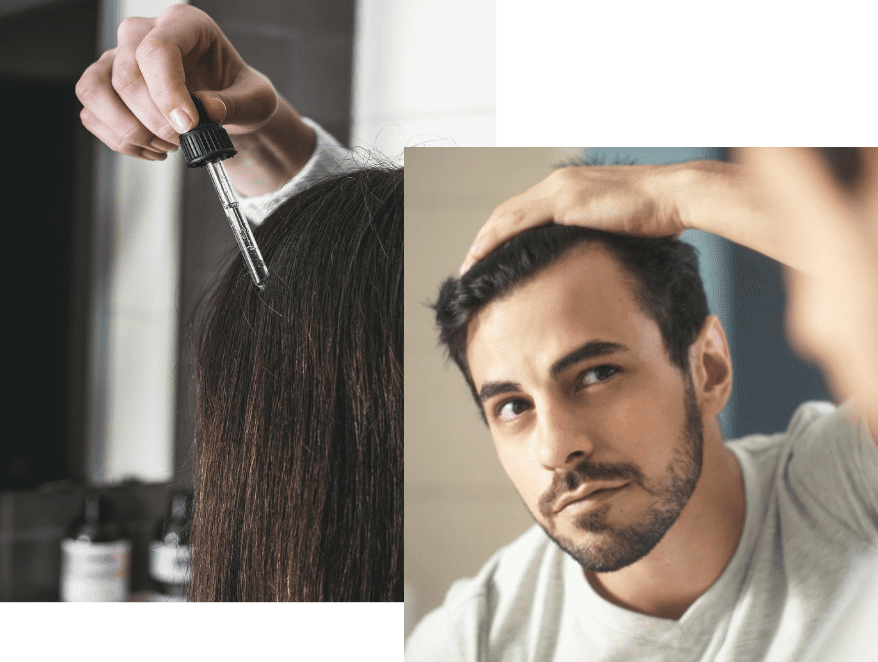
left=0, top=0, right=494, bottom=601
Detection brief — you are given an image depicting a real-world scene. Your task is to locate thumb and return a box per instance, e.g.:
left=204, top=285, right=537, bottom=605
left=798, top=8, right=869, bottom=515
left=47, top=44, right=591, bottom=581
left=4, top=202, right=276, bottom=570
left=198, top=94, right=229, bottom=124
left=193, top=69, right=278, bottom=133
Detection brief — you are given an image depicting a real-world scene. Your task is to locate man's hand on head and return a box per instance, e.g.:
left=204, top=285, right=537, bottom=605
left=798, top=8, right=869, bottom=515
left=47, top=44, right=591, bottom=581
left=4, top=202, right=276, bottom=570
left=459, top=150, right=878, bottom=441
left=459, top=163, right=690, bottom=275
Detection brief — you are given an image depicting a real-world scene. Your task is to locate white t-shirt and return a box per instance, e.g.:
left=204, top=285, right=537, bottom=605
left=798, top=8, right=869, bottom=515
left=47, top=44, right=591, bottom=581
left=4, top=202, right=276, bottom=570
left=406, top=401, right=878, bottom=661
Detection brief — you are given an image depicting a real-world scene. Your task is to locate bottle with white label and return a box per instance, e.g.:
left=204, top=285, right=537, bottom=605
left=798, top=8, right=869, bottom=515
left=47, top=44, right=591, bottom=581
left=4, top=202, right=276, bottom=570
left=149, top=488, right=193, bottom=601
left=60, top=489, right=131, bottom=602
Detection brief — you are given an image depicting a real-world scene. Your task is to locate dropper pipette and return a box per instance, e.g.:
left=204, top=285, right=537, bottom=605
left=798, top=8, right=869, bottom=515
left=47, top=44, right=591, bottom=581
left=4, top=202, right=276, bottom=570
left=179, top=94, right=269, bottom=289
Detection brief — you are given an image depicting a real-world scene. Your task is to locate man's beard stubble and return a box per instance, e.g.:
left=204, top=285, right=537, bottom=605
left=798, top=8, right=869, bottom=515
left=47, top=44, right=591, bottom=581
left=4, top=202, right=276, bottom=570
left=536, top=374, right=704, bottom=573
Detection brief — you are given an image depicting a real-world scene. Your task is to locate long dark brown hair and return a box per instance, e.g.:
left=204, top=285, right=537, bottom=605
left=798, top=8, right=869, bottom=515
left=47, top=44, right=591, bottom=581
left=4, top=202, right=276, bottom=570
left=190, top=166, right=403, bottom=601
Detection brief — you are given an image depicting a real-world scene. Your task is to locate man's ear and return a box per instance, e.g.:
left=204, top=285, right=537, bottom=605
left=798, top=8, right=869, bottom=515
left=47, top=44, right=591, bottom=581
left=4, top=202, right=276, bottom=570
left=688, top=315, right=733, bottom=418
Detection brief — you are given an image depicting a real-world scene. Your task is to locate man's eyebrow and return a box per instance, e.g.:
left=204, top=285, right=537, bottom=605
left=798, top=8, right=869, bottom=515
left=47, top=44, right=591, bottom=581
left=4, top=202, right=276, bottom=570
left=550, top=340, right=629, bottom=379
left=478, top=381, right=524, bottom=404
left=476, top=341, right=627, bottom=403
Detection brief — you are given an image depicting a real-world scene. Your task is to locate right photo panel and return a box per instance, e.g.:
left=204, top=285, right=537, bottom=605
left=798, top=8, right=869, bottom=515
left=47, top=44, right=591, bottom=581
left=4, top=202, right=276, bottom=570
left=405, top=147, right=878, bottom=661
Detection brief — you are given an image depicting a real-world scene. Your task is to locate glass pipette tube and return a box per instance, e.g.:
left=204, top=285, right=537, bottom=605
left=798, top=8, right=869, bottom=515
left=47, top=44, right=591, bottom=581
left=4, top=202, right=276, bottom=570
left=205, top=160, right=269, bottom=289
left=179, top=93, right=270, bottom=290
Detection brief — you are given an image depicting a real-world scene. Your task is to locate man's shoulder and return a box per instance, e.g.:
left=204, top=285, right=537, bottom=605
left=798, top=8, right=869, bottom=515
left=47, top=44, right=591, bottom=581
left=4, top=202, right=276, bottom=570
left=783, top=400, right=841, bottom=438
left=727, top=400, right=839, bottom=453
left=725, top=400, right=858, bottom=493
left=443, top=524, right=560, bottom=611
left=730, top=399, right=878, bottom=545
left=406, top=525, right=565, bottom=661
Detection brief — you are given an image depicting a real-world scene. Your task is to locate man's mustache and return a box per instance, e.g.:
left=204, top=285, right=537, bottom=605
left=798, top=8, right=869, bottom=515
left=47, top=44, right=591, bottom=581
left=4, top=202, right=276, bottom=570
left=538, top=460, right=644, bottom=518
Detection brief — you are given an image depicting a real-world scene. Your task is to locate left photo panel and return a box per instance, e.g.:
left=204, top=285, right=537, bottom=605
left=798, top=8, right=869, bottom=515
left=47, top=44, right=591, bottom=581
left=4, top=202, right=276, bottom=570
left=2, top=0, right=495, bottom=656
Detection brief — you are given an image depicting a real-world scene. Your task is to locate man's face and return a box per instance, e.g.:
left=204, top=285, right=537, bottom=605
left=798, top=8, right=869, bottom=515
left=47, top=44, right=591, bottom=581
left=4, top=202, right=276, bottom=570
left=466, top=245, right=704, bottom=572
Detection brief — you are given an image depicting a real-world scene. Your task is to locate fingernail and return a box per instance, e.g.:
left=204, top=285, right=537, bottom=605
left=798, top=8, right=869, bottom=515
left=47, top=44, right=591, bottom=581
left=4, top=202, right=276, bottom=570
left=170, top=108, right=193, bottom=133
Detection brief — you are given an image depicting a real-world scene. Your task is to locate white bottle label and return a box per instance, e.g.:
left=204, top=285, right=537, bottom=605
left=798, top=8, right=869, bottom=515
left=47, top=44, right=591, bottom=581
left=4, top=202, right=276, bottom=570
left=149, top=541, right=191, bottom=585
left=60, top=539, right=131, bottom=602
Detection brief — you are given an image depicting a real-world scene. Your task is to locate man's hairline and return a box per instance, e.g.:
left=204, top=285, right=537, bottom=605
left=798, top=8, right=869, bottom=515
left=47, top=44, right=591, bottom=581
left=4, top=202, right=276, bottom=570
left=460, top=239, right=648, bottom=390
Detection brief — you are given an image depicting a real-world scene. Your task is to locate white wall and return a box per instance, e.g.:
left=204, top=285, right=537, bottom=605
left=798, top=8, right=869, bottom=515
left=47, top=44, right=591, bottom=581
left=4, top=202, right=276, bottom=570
left=351, top=0, right=496, bottom=155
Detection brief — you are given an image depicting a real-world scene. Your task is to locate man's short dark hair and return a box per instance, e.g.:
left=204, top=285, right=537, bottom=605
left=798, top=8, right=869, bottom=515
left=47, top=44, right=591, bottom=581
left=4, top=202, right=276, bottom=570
left=432, top=225, right=710, bottom=417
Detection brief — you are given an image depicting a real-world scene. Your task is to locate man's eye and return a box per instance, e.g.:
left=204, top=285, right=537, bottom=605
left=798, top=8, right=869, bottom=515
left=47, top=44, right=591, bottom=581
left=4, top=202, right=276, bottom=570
left=496, top=399, right=530, bottom=422
left=578, top=365, right=620, bottom=388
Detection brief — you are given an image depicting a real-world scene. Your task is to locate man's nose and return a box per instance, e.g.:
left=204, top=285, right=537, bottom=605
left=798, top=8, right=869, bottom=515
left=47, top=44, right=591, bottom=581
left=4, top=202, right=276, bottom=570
left=536, top=401, right=594, bottom=469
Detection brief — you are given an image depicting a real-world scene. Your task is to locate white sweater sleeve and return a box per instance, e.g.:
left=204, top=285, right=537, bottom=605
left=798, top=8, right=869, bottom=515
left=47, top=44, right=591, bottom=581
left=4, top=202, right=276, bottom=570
left=236, top=118, right=354, bottom=225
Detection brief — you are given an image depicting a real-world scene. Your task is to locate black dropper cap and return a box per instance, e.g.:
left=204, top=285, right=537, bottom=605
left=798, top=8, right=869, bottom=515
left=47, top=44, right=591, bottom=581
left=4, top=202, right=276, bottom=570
left=179, top=94, right=237, bottom=168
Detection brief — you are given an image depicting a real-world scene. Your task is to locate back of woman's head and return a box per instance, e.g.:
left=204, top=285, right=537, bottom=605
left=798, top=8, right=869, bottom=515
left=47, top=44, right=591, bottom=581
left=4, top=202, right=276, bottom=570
left=191, top=166, right=403, bottom=601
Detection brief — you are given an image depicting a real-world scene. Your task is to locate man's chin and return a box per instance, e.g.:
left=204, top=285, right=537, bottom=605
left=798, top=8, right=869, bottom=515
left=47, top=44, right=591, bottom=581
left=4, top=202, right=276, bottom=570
left=550, top=529, right=649, bottom=573
left=544, top=510, right=678, bottom=573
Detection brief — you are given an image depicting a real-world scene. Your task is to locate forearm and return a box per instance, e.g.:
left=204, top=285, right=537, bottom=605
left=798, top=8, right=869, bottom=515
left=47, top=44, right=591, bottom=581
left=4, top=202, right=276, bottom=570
left=222, top=97, right=317, bottom=197
left=663, top=160, right=811, bottom=273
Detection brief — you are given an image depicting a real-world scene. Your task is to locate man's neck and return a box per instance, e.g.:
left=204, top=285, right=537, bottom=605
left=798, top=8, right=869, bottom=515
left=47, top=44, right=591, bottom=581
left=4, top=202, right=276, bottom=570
left=584, top=421, right=745, bottom=620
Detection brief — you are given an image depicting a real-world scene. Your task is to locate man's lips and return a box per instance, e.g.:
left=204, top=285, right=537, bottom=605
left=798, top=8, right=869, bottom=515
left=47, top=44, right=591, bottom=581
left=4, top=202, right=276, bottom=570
left=554, top=482, right=629, bottom=514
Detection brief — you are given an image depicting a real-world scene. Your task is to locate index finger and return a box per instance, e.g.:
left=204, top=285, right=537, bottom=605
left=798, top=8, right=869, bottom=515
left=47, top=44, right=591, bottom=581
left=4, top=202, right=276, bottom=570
left=134, top=7, right=214, bottom=133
